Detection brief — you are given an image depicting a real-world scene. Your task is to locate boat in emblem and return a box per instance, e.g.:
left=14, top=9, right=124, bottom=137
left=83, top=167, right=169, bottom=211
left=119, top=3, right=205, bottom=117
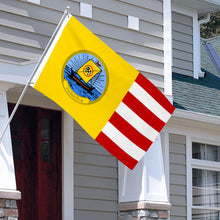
left=70, top=69, right=93, bottom=92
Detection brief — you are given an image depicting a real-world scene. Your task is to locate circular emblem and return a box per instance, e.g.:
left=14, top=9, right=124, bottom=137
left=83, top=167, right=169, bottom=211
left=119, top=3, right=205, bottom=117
left=63, top=52, right=108, bottom=104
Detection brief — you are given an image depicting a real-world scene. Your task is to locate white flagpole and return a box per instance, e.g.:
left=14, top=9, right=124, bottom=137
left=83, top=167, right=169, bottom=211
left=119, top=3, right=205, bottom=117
left=0, top=7, right=70, bottom=143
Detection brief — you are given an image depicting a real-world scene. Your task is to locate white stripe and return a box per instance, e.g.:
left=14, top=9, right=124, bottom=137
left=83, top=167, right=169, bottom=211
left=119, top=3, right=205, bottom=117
left=31, top=15, right=71, bottom=86
left=116, top=102, right=159, bottom=142
left=102, top=122, right=145, bottom=161
left=129, top=82, right=171, bottom=123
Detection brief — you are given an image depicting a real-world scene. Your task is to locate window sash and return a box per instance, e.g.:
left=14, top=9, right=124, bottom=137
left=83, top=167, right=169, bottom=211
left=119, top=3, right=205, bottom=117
left=192, top=142, right=220, bottom=162
left=192, top=159, right=220, bottom=172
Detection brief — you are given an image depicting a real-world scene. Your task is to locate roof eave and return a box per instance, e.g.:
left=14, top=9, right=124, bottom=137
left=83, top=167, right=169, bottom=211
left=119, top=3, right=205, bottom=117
left=172, top=0, right=220, bottom=16
left=173, top=108, right=220, bottom=125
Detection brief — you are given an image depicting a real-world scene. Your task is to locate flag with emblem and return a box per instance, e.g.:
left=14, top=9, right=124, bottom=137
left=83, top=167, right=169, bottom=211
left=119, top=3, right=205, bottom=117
left=30, top=11, right=175, bottom=170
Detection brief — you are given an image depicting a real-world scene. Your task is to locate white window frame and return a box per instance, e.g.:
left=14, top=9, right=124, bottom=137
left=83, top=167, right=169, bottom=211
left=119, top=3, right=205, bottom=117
left=163, top=0, right=172, bottom=96
left=187, top=137, right=220, bottom=220
left=62, top=111, right=74, bottom=220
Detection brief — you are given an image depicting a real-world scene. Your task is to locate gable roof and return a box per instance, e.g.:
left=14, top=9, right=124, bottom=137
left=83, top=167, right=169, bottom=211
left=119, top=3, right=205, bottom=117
left=172, top=37, right=220, bottom=117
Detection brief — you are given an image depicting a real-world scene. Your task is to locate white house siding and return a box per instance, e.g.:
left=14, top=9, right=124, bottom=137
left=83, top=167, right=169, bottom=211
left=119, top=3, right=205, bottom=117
left=1, top=0, right=164, bottom=219
left=172, top=11, right=193, bottom=77
left=169, top=134, right=187, bottom=220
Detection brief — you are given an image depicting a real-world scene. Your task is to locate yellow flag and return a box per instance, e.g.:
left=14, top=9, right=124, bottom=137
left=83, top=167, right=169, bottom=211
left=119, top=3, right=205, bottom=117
left=31, top=14, right=139, bottom=139
left=31, top=12, right=175, bottom=169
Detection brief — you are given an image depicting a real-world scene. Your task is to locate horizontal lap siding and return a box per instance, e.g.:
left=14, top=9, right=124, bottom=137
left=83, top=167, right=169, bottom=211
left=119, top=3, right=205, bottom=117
left=0, top=0, right=61, bottom=63
left=169, top=134, right=187, bottom=220
left=1, top=0, right=164, bottom=89
left=172, top=12, right=193, bottom=77
left=74, top=122, right=118, bottom=220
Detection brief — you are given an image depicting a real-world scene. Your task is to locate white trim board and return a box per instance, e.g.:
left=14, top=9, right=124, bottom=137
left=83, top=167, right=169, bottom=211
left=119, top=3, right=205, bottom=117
left=186, top=135, right=192, bottom=220
left=0, top=61, right=36, bottom=85
left=163, top=0, right=172, bottom=96
left=62, top=111, right=74, bottom=220
left=161, top=132, right=170, bottom=200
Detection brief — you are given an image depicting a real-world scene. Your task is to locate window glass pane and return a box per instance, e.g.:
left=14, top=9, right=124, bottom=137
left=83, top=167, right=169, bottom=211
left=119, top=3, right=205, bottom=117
left=193, top=168, right=205, bottom=187
left=193, top=169, right=206, bottom=206
left=207, top=145, right=220, bottom=162
left=192, top=142, right=220, bottom=162
left=41, top=141, right=52, bottom=162
left=193, top=168, right=220, bottom=208
left=192, top=209, right=220, bottom=220
left=207, top=170, right=220, bottom=189
left=192, top=142, right=205, bottom=160
left=41, top=118, right=50, bottom=139
left=11, top=118, right=22, bottom=160
left=11, top=118, right=21, bottom=136
left=12, top=138, right=22, bottom=160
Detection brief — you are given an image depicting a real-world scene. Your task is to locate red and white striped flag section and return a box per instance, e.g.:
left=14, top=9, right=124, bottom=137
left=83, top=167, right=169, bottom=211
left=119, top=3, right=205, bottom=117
left=96, top=73, right=175, bottom=169
left=30, top=12, right=175, bottom=170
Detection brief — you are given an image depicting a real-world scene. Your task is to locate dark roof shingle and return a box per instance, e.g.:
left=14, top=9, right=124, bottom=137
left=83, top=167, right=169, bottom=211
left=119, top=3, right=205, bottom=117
left=173, top=37, right=220, bottom=117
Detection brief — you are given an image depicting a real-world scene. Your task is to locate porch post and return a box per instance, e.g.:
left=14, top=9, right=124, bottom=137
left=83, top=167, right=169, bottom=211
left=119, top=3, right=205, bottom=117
left=118, top=0, right=173, bottom=217
left=118, top=135, right=171, bottom=219
left=0, top=83, right=21, bottom=220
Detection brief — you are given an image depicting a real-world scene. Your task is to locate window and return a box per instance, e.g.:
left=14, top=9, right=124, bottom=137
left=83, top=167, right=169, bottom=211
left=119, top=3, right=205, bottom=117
left=191, top=142, right=220, bottom=219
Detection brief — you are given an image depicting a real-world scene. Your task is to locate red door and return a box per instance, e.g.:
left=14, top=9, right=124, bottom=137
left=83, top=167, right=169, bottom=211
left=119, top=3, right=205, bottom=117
left=9, top=104, right=62, bottom=220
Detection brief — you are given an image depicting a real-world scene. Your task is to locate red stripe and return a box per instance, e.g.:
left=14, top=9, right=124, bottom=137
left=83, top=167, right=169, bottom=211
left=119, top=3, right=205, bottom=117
left=123, top=92, right=165, bottom=132
left=109, top=112, right=152, bottom=151
left=135, top=73, right=175, bottom=114
left=96, top=132, right=138, bottom=170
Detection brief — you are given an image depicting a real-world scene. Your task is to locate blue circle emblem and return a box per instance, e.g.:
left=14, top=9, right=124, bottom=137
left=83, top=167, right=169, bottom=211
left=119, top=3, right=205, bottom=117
left=63, top=52, right=108, bottom=104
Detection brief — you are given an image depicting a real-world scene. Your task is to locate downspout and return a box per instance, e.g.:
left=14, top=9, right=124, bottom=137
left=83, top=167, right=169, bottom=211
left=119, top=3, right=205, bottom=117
left=198, top=13, right=211, bottom=77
